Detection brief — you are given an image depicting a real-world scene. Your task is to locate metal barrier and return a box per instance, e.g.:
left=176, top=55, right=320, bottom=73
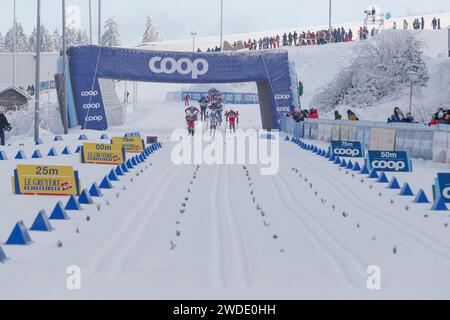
left=281, top=117, right=450, bottom=163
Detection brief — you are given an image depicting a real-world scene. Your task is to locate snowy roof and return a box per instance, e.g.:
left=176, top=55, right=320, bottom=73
left=0, top=86, right=31, bottom=110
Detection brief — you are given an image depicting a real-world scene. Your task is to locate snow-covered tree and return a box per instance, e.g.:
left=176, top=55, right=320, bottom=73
left=101, top=16, right=121, bottom=47
left=142, top=16, right=165, bottom=44
left=312, top=30, right=428, bottom=110
left=0, top=30, right=5, bottom=51
left=4, top=21, right=30, bottom=52
left=29, top=24, right=53, bottom=52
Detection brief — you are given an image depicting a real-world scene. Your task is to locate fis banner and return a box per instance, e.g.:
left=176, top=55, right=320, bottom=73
left=80, top=143, right=126, bottom=165
left=434, top=173, right=450, bottom=203
left=111, top=137, right=145, bottom=153
left=331, top=141, right=364, bottom=158
left=12, top=165, right=80, bottom=196
left=366, top=151, right=413, bottom=172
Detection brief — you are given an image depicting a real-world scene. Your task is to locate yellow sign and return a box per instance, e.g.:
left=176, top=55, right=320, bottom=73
left=81, top=142, right=125, bottom=165
left=111, top=137, right=145, bottom=153
left=12, top=165, right=80, bottom=196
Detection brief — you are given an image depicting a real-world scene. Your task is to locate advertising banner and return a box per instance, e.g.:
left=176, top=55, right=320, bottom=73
left=80, top=143, right=126, bottom=165
left=12, top=165, right=80, bottom=196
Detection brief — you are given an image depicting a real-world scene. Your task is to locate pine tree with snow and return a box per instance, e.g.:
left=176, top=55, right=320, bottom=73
left=0, top=30, right=5, bottom=51
left=101, top=16, right=121, bottom=47
left=142, top=16, right=165, bottom=44
left=29, top=24, right=53, bottom=52
left=52, top=29, right=62, bottom=53
left=4, top=21, right=30, bottom=52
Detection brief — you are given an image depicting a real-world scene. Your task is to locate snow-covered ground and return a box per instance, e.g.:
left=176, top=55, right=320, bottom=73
left=1, top=90, right=450, bottom=299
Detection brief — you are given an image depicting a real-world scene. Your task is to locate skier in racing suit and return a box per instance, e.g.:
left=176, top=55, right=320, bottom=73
left=185, top=105, right=200, bottom=136
left=209, top=110, right=220, bottom=137
left=198, top=95, right=210, bottom=122
left=225, top=109, right=239, bottom=133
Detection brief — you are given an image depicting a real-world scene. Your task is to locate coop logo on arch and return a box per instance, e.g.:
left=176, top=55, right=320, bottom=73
left=85, top=115, right=104, bottom=122
left=149, top=57, right=209, bottom=79
left=81, top=90, right=99, bottom=97
left=275, top=93, right=291, bottom=101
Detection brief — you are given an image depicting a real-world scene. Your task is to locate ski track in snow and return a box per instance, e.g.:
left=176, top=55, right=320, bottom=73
left=281, top=143, right=450, bottom=263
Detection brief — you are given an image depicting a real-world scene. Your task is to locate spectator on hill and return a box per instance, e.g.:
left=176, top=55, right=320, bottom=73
left=438, top=19, right=441, bottom=29
left=405, top=112, right=415, bottom=123
left=0, top=107, right=11, bottom=146
left=347, top=109, right=359, bottom=121
left=388, top=107, right=405, bottom=123
left=393, top=22, right=397, bottom=30
left=421, top=17, right=425, bottom=30
left=293, top=111, right=305, bottom=123
left=334, top=110, right=343, bottom=120
left=429, top=108, right=448, bottom=126
left=403, top=19, right=409, bottom=30
left=308, top=108, right=319, bottom=119
left=432, top=17, right=437, bottom=30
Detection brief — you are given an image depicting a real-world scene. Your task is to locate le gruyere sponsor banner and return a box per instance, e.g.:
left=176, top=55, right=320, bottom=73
left=12, top=165, right=80, bottom=196
left=81, top=142, right=126, bottom=165
left=111, top=137, right=145, bottom=153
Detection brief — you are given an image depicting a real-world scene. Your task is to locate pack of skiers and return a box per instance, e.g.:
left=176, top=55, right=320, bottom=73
left=0, top=107, right=12, bottom=146
left=184, top=89, right=240, bottom=136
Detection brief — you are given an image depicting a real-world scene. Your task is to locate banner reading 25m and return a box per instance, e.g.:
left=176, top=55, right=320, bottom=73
left=12, top=165, right=81, bottom=196
left=111, top=137, right=145, bottom=153
left=80, top=142, right=126, bottom=165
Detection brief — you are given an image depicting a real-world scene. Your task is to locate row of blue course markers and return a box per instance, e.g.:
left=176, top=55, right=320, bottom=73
left=0, top=142, right=162, bottom=264
left=286, top=136, right=449, bottom=212
left=0, top=134, right=110, bottom=161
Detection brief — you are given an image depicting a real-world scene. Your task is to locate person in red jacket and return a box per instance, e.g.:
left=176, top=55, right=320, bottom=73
left=225, top=109, right=239, bottom=133
left=308, top=108, right=319, bottom=119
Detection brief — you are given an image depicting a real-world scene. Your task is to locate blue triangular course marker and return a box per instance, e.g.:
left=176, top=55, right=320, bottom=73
left=47, top=147, right=58, bottom=156
left=108, top=169, right=119, bottom=181
left=35, top=138, right=44, bottom=145
left=31, top=150, right=43, bottom=159
left=30, top=210, right=54, bottom=232
left=62, top=147, right=72, bottom=155
left=340, top=159, right=347, bottom=168
left=121, top=163, right=129, bottom=173
left=377, top=172, right=389, bottom=183
left=399, top=183, right=414, bottom=196
left=346, top=161, right=354, bottom=170
left=0, top=245, right=7, bottom=263
left=139, top=154, right=145, bottom=162
left=334, top=157, right=341, bottom=165
left=5, top=221, right=32, bottom=245
left=75, top=146, right=82, bottom=153
left=413, top=189, right=430, bottom=204
left=15, top=150, right=26, bottom=159
left=291, top=136, right=295, bottom=142
left=89, top=182, right=103, bottom=197
left=285, top=136, right=290, bottom=141
left=142, top=152, right=148, bottom=160
left=100, top=133, right=109, bottom=140
left=387, top=177, right=401, bottom=189
left=353, top=162, right=361, bottom=172
left=135, top=155, right=141, bottom=164
left=431, top=197, right=448, bottom=211
left=49, top=201, right=69, bottom=220
left=131, top=157, right=138, bottom=166
left=329, top=154, right=336, bottom=162
left=78, top=189, right=93, bottom=204
left=368, top=169, right=379, bottom=179
left=360, top=165, right=370, bottom=175
left=115, top=165, right=124, bottom=176
left=65, top=195, right=82, bottom=211
left=99, top=176, right=113, bottom=189
left=0, top=150, right=7, bottom=160
left=54, top=135, right=63, bottom=141
left=78, top=134, right=88, bottom=141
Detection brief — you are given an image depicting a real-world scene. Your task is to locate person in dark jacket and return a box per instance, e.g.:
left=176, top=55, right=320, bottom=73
left=293, top=111, right=304, bottom=123
left=0, top=108, right=12, bottom=146
left=334, top=110, right=343, bottom=120
left=388, top=107, right=405, bottom=123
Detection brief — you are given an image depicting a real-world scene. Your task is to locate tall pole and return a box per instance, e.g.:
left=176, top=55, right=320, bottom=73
left=328, top=0, right=332, bottom=43
left=191, top=31, right=197, bottom=52
left=98, top=0, right=102, bottom=45
left=89, top=0, right=93, bottom=44
left=34, top=0, right=41, bottom=141
left=220, top=0, right=223, bottom=51
left=62, top=0, right=68, bottom=134
left=13, top=0, right=16, bottom=86
left=409, top=80, right=413, bottom=114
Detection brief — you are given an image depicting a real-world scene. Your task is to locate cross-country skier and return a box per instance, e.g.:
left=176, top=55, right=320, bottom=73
left=225, top=109, right=239, bottom=133
left=183, top=94, right=190, bottom=107
left=198, top=94, right=210, bottom=122
left=185, top=105, right=200, bottom=136
left=209, top=111, right=220, bottom=137
left=216, top=102, right=224, bottom=126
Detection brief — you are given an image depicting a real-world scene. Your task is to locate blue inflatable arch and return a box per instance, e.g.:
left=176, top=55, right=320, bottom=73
left=68, top=45, right=296, bottom=131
